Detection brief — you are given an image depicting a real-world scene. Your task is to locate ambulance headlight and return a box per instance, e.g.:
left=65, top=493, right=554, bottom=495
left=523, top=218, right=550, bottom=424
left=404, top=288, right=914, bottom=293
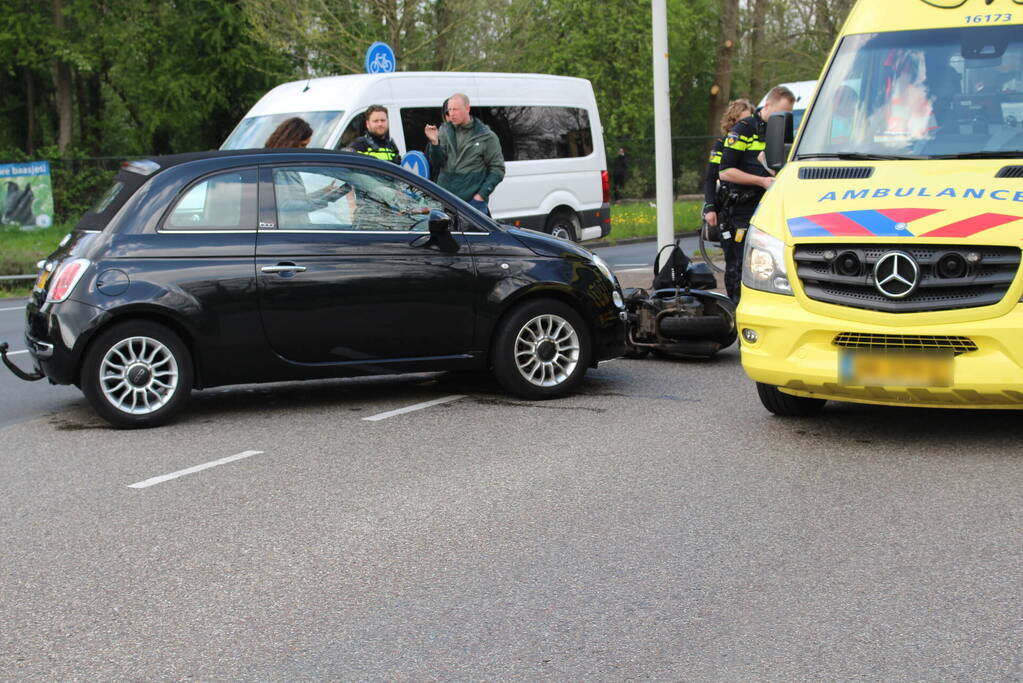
left=742, top=226, right=792, bottom=296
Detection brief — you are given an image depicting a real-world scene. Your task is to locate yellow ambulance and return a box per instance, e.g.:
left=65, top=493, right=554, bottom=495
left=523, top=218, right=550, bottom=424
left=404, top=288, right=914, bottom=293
left=740, top=0, right=1023, bottom=414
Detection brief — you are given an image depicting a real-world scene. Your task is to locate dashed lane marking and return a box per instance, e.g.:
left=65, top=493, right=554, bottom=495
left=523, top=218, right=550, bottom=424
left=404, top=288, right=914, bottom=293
left=127, top=450, right=264, bottom=489
left=0, top=306, right=26, bottom=312
left=363, top=394, right=467, bottom=422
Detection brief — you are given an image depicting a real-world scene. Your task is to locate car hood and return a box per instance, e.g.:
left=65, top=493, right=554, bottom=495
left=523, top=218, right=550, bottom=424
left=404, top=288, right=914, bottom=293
left=507, top=227, right=596, bottom=260
left=756, top=160, right=1023, bottom=246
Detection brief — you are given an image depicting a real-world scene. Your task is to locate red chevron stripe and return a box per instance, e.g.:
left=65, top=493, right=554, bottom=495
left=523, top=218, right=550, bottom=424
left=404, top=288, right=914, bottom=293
left=876, top=208, right=943, bottom=224
left=805, top=212, right=873, bottom=236
left=919, top=213, right=1022, bottom=238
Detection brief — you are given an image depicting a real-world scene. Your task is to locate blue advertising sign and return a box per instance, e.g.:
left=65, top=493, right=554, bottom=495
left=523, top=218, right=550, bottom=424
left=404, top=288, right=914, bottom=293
left=401, top=151, right=430, bottom=178
left=0, top=160, right=53, bottom=230
left=365, top=42, right=396, bottom=74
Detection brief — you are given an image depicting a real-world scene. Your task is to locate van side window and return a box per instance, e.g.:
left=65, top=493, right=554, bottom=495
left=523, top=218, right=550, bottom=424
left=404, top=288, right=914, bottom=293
left=400, top=106, right=593, bottom=162
left=165, top=169, right=256, bottom=230
left=337, top=114, right=366, bottom=149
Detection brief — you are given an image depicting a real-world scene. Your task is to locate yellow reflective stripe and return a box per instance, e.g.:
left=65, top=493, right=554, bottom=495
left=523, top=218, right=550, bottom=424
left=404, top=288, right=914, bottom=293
left=724, top=139, right=748, bottom=151
left=709, top=151, right=722, bottom=163
left=748, top=141, right=766, bottom=151
left=358, top=148, right=398, bottom=161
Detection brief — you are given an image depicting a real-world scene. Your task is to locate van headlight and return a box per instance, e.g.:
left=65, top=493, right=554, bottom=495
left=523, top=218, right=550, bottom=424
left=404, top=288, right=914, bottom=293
left=742, top=226, right=792, bottom=295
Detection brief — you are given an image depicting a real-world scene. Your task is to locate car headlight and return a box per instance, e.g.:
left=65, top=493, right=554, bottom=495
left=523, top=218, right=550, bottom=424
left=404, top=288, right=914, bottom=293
left=742, top=226, right=792, bottom=296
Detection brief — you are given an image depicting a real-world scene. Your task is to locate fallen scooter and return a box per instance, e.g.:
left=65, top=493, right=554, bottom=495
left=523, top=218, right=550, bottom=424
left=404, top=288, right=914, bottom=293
left=623, top=243, right=736, bottom=359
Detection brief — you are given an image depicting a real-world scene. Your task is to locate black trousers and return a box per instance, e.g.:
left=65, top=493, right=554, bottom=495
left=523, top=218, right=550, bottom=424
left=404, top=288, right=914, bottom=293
left=722, top=215, right=750, bottom=303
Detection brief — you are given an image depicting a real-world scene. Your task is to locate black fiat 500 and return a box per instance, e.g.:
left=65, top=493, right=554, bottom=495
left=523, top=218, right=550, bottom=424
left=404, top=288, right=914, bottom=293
left=2, top=150, right=626, bottom=427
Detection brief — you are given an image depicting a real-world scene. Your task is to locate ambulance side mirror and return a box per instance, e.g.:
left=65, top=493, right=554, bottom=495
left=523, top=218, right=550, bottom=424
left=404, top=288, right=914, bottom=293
left=765, top=111, right=794, bottom=172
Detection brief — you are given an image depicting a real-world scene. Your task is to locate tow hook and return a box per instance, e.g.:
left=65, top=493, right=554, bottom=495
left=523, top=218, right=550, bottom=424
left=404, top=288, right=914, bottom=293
left=0, top=342, right=45, bottom=381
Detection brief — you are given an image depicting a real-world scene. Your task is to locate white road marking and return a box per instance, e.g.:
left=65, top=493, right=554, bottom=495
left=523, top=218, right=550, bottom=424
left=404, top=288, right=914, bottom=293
left=614, top=263, right=650, bottom=267
left=363, top=394, right=466, bottom=422
left=127, top=450, right=264, bottom=489
left=0, top=306, right=26, bottom=312
left=6, top=349, right=28, bottom=356
left=615, top=267, right=653, bottom=273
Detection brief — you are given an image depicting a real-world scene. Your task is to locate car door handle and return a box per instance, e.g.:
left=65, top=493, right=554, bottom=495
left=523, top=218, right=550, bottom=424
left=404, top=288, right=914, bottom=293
left=261, top=264, right=307, bottom=274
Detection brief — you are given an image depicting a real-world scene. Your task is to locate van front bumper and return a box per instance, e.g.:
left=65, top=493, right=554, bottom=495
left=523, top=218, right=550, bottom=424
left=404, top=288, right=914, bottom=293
left=738, top=287, right=1023, bottom=409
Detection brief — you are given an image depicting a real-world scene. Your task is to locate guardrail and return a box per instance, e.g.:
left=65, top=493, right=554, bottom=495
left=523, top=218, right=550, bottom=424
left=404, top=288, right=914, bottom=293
left=0, top=275, right=35, bottom=282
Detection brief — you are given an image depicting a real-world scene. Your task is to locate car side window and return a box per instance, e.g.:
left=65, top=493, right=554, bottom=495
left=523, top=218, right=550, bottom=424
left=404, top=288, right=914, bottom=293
left=165, top=169, right=257, bottom=230
left=272, top=165, right=443, bottom=232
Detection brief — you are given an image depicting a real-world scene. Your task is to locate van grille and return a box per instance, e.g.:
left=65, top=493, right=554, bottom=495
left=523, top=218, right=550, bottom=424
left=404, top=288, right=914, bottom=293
left=798, top=166, right=874, bottom=180
left=833, top=332, right=978, bottom=355
left=794, top=243, right=1021, bottom=312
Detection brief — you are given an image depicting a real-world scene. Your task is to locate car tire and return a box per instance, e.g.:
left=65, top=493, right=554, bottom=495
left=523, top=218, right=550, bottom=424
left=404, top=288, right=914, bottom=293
left=80, top=321, right=193, bottom=428
left=755, top=382, right=826, bottom=417
left=545, top=210, right=580, bottom=242
left=492, top=299, right=591, bottom=400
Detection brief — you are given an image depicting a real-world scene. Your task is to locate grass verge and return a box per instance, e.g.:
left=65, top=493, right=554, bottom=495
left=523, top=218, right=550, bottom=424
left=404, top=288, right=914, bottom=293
left=607, top=200, right=702, bottom=241
left=0, top=222, right=72, bottom=275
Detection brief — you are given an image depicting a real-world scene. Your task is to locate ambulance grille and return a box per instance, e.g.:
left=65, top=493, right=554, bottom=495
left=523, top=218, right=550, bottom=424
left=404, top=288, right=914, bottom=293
left=995, top=166, right=1023, bottom=178
left=794, top=244, right=1021, bottom=312
left=798, top=166, right=874, bottom=180
left=833, top=333, right=978, bottom=355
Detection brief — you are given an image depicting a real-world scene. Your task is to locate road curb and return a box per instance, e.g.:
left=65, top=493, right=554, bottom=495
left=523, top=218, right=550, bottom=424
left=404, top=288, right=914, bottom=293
left=583, top=230, right=700, bottom=249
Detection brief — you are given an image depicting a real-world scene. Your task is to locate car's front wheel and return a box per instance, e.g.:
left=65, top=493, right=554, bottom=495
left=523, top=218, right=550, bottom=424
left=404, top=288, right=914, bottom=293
left=492, top=299, right=591, bottom=399
left=80, top=321, right=193, bottom=428
left=756, top=382, right=826, bottom=417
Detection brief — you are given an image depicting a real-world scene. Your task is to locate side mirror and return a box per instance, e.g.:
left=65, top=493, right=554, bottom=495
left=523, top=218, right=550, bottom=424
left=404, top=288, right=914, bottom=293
left=765, top=111, right=794, bottom=172
left=428, top=209, right=453, bottom=236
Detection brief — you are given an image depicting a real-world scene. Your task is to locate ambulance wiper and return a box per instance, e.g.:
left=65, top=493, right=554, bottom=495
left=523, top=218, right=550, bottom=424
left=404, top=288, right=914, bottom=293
left=795, top=152, right=923, bottom=161
left=927, top=151, right=1023, bottom=159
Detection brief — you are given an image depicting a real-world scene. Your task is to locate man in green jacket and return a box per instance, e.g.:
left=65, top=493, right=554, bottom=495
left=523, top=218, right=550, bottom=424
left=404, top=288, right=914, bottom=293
left=424, top=93, right=505, bottom=215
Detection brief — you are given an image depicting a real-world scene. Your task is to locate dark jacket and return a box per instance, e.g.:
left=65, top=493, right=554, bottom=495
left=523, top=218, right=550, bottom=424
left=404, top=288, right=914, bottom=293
left=703, top=138, right=724, bottom=209
left=718, top=111, right=769, bottom=218
left=426, top=118, right=505, bottom=202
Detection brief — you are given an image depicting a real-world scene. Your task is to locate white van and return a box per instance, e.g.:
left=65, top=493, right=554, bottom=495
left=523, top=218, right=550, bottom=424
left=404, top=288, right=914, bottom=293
left=222, top=72, right=610, bottom=241
left=759, top=80, right=818, bottom=131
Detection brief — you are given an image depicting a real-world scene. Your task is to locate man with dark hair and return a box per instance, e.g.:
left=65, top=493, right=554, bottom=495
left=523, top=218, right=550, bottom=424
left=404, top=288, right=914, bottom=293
left=717, top=85, right=795, bottom=302
left=346, top=105, right=401, bottom=164
left=424, top=92, right=505, bottom=215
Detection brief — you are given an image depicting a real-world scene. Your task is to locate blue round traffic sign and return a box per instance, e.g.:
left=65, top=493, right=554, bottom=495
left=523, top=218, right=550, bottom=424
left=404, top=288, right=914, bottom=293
left=365, top=42, right=396, bottom=74
left=402, top=151, right=430, bottom=178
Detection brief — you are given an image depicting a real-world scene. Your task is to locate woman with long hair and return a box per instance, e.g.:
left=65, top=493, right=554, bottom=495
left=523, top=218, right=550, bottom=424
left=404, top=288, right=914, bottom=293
left=265, top=117, right=345, bottom=226
left=264, top=117, right=313, bottom=148
left=702, top=99, right=755, bottom=231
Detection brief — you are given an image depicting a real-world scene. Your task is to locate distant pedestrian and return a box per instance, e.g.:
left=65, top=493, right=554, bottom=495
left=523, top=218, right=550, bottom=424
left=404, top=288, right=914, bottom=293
left=344, top=105, right=401, bottom=164
left=424, top=93, right=505, bottom=215
left=612, top=148, right=628, bottom=200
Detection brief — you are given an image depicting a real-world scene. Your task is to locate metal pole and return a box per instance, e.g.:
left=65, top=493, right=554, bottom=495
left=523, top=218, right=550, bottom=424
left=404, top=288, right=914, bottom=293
left=652, top=0, right=674, bottom=270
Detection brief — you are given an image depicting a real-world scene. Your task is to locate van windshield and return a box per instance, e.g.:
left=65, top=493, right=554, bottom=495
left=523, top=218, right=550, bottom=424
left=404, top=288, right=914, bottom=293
left=796, top=25, right=1023, bottom=160
left=221, top=111, right=344, bottom=150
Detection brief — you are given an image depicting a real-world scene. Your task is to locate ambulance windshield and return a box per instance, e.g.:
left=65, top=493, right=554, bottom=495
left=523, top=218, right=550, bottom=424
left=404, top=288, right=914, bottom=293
left=796, top=25, right=1023, bottom=160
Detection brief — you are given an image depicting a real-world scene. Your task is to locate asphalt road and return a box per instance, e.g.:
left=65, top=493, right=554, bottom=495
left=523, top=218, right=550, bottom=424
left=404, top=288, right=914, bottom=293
left=1, top=250, right=1021, bottom=680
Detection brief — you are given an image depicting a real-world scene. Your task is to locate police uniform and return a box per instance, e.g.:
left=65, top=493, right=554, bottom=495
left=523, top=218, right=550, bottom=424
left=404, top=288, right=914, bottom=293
left=718, top=110, right=770, bottom=302
left=702, top=137, right=724, bottom=217
left=348, top=133, right=402, bottom=165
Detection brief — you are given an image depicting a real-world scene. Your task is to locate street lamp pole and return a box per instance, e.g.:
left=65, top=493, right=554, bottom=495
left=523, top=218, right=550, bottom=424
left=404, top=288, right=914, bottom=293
left=652, top=0, right=674, bottom=270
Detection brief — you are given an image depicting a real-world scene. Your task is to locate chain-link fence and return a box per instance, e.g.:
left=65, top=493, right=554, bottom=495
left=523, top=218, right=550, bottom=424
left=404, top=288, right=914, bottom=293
left=605, top=135, right=717, bottom=201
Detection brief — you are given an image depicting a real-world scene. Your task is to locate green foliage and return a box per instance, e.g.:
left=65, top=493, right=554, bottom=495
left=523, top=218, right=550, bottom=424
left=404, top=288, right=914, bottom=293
left=609, top=200, right=702, bottom=241
left=0, top=221, right=71, bottom=275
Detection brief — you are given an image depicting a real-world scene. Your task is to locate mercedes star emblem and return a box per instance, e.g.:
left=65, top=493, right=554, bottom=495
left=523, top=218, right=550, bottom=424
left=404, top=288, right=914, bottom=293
left=873, top=251, right=920, bottom=299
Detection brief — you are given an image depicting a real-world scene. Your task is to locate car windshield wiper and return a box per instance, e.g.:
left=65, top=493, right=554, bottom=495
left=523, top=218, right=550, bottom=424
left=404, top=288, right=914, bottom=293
left=795, top=152, right=924, bottom=161
left=927, top=151, right=1023, bottom=160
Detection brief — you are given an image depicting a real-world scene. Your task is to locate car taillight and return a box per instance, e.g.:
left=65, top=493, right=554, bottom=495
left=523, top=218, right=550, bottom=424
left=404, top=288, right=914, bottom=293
left=47, top=258, right=90, bottom=303
left=601, top=170, right=610, bottom=204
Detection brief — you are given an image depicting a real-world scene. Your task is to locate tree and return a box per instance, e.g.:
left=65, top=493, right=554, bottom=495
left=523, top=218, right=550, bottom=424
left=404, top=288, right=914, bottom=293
left=708, top=0, right=739, bottom=136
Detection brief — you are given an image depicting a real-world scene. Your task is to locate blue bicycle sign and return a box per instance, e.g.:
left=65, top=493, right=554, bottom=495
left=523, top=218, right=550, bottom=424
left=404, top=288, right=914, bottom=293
left=365, top=42, right=396, bottom=74
left=402, top=151, right=430, bottom=178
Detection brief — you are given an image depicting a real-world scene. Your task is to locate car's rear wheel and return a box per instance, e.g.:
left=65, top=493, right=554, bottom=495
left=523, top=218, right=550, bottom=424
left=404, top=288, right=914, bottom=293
left=545, top=210, right=580, bottom=241
left=80, top=321, right=193, bottom=428
left=492, top=299, right=591, bottom=399
left=756, top=382, right=826, bottom=417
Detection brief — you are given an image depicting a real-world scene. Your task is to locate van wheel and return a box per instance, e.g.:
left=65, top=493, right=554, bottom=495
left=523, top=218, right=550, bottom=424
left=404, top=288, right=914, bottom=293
left=756, top=382, right=826, bottom=417
left=492, top=299, right=591, bottom=400
left=546, top=210, right=580, bottom=241
left=80, top=321, right=193, bottom=428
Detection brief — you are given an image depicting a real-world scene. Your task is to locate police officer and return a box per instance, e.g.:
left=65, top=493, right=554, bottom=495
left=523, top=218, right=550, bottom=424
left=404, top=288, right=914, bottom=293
left=346, top=105, right=402, bottom=164
left=703, top=99, right=754, bottom=235
left=718, top=86, right=795, bottom=303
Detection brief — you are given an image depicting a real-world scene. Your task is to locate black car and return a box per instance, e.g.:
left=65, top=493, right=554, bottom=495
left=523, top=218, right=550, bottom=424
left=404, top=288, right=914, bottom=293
left=2, top=150, right=626, bottom=427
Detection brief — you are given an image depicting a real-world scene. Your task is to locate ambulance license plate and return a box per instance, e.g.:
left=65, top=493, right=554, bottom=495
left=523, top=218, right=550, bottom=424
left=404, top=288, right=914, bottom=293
left=839, top=349, right=954, bottom=387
